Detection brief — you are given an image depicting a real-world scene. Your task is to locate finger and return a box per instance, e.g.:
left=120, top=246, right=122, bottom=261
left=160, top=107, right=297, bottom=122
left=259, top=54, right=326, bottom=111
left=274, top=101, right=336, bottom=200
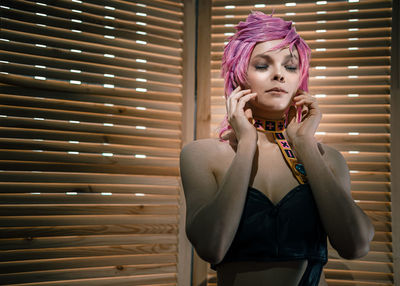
left=237, top=93, right=257, bottom=112
left=227, top=89, right=253, bottom=114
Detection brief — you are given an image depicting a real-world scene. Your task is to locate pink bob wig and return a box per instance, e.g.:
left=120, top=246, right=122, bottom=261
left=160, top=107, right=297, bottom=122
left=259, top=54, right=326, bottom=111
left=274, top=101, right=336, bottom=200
left=218, top=11, right=311, bottom=140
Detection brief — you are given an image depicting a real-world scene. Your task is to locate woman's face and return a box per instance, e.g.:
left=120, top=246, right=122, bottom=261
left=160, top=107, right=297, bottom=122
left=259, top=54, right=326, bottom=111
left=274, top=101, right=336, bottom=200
left=246, top=39, right=301, bottom=115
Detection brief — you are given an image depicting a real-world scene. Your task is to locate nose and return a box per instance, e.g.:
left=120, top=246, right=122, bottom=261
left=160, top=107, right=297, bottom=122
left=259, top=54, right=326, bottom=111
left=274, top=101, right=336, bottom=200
left=273, top=73, right=285, bottom=83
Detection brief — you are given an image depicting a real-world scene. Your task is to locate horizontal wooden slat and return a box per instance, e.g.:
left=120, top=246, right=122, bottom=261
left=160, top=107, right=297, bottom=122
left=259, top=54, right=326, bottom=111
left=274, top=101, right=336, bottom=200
left=0, top=192, right=178, bottom=204
left=0, top=253, right=177, bottom=275
left=1, top=34, right=182, bottom=72
left=0, top=183, right=179, bottom=195
left=0, top=171, right=181, bottom=184
left=1, top=117, right=180, bottom=139
left=0, top=215, right=178, bottom=227
left=2, top=19, right=182, bottom=58
left=0, top=128, right=180, bottom=149
left=2, top=51, right=182, bottom=85
left=1, top=243, right=177, bottom=262
left=0, top=263, right=177, bottom=285
left=0, top=138, right=180, bottom=157
left=0, top=224, right=177, bottom=239
left=1, top=84, right=182, bottom=112
left=1, top=74, right=182, bottom=103
left=3, top=0, right=183, bottom=31
left=1, top=95, right=180, bottom=122
left=0, top=234, right=178, bottom=250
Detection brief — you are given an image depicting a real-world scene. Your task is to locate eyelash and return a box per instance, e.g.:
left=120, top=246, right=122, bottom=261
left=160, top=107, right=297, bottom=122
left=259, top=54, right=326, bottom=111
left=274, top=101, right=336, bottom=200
left=255, top=65, right=298, bottom=72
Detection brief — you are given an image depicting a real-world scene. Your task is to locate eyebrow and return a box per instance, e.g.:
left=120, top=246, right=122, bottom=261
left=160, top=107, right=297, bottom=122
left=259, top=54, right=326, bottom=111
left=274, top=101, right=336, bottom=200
left=253, top=54, right=298, bottom=61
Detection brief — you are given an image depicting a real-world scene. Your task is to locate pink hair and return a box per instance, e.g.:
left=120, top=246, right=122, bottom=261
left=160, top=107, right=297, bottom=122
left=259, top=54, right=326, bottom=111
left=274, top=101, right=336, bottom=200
left=218, top=11, right=311, bottom=141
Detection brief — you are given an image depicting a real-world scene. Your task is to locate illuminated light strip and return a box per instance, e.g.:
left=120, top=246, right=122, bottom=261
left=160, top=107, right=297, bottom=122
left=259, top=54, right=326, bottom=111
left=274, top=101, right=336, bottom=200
left=36, top=2, right=47, bottom=6
left=316, top=29, right=326, bottom=33
left=316, top=132, right=326, bottom=135
left=317, top=11, right=327, bottom=14
left=36, top=13, right=47, bottom=16
left=37, top=24, right=46, bottom=27
left=70, top=69, right=81, bottom=73
left=136, top=88, right=147, bottom=92
left=72, top=9, right=82, bottom=13
left=104, top=35, right=115, bottom=39
left=315, top=76, right=326, bottom=79
left=105, top=16, right=115, bottom=20
left=285, top=2, right=296, bottom=6
left=105, top=26, right=114, bottom=29
left=316, top=39, right=326, bottom=42
left=136, top=22, right=146, bottom=26
left=348, top=132, right=359, bottom=135
left=225, top=5, right=235, bottom=9
left=105, top=6, right=115, bottom=10
left=135, top=193, right=145, bottom=196
left=316, top=66, right=326, bottom=69
left=137, top=3, right=146, bottom=7
left=349, top=9, right=359, bottom=12
left=104, top=84, right=114, bottom=88
left=350, top=170, right=359, bottom=173
left=71, top=19, right=82, bottom=23
left=71, top=49, right=81, bottom=53
left=34, top=76, right=46, bottom=80
left=71, top=29, right=82, bottom=33
left=348, top=28, right=359, bottom=31
left=224, top=24, right=235, bottom=27
left=104, top=74, right=114, bottom=77
left=224, top=32, right=234, bottom=36
left=101, top=192, right=112, bottom=195
left=1, top=5, right=10, bottom=9
left=35, top=65, right=46, bottom=68
left=348, top=47, right=359, bottom=50
left=69, top=141, right=79, bottom=143
left=349, top=19, right=359, bottom=22
left=135, top=154, right=147, bottom=158
left=136, top=126, right=146, bottom=129
left=316, top=1, right=327, bottom=4
left=348, top=94, right=359, bottom=97
left=68, top=151, right=79, bottom=154
left=36, top=44, right=46, bottom=47
left=348, top=75, right=358, bottom=78
left=349, top=151, right=359, bottom=154
left=34, top=117, right=44, bottom=120
left=316, top=48, right=326, bottom=51
left=104, top=103, right=114, bottom=106
left=136, top=78, right=147, bottom=82
left=286, top=12, right=296, bottom=15
left=225, top=15, right=234, bottom=18
left=136, top=59, right=146, bottom=63
left=136, top=31, right=147, bottom=35
left=70, top=80, right=81, bottom=85
left=317, top=20, right=326, bottom=23
left=348, top=66, right=358, bottom=69
left=136, top=107, right=146, bottom=110
left=315, top=94, right=326, bottom=98
left=66, top=192, right=78, bottom=195
left=348, top=0, right=359, bottom=2
left=136, top=12, right=147, bottom=16
left=69, top=120, right=80, bottom=123
left=104, top=54, right=115, bottom=58
left=255, top=4, right=266, bottom=8
left=102, top=152, right=113, bottom=156
left=348, top=38, right=359, bottom=41
left=136, top=40, right=147, bottom=45
left=103, top=123, right=114, bottom=126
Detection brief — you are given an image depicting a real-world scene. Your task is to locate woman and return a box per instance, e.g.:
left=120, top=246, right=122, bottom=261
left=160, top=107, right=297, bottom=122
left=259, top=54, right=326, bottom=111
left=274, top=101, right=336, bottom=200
left=179, top=11, right=374, bottom=286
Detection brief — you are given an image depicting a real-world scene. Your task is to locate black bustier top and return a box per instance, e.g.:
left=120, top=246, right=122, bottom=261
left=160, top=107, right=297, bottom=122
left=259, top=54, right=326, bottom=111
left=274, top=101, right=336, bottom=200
left=210, top=183, right=327, bottom=286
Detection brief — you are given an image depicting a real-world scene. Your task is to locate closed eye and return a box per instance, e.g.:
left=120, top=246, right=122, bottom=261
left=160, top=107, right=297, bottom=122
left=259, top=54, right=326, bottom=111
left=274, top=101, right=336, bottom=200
left=255, top=65, right=268, bottom=70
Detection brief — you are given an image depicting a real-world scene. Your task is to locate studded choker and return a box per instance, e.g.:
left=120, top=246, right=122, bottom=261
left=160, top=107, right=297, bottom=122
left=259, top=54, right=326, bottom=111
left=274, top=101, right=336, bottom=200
left=252, top=118, right=307, bottom=185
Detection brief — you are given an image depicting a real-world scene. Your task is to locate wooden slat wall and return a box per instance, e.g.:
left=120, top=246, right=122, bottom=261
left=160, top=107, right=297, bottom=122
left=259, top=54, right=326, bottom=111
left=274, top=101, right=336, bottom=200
left=204, top=0, right=394, bottom=285
left=0, top=0, right=186, bottom=285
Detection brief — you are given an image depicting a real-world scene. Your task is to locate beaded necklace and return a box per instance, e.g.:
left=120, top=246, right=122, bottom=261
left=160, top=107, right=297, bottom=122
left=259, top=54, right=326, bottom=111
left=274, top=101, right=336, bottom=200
left=252, top=118, right=307, bottom=185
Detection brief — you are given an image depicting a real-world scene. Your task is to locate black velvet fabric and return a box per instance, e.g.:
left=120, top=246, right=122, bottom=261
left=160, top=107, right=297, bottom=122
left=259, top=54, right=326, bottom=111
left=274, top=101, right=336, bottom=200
left=210, top=183, right=327, bottom=286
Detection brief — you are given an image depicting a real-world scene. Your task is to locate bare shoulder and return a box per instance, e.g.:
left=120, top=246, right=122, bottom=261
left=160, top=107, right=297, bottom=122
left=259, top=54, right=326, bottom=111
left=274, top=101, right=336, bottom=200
left=180, top=138, right=230, bottom=163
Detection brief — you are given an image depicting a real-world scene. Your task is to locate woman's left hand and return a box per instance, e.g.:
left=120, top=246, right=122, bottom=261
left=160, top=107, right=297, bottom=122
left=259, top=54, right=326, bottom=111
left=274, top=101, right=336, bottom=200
left=286, top=90, right=322, bottom=145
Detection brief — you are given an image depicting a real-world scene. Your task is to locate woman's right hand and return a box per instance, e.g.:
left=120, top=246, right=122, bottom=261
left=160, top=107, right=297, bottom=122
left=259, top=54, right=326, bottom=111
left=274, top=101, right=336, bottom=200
left=226, top=86, right=258, bottom=144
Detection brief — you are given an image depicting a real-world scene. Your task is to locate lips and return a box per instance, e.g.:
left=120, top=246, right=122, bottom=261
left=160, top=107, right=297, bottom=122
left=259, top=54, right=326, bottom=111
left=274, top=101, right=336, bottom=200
left=266, top=87, right=288, bottom=93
